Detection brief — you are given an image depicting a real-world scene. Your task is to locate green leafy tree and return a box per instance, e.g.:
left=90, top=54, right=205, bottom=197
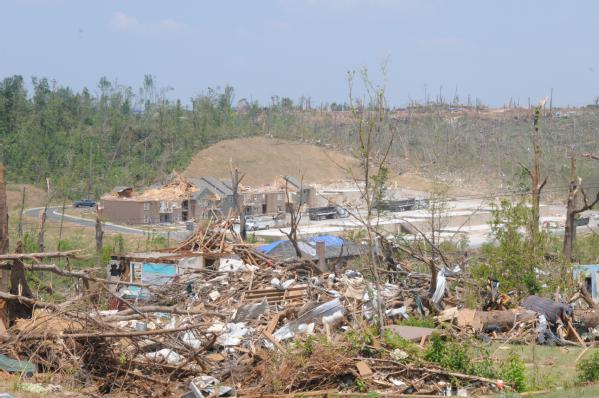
left=473, top=199, right=541, bottom=295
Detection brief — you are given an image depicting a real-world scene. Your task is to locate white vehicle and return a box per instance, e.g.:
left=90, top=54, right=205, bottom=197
left=245, top=216, right=286, bottom=231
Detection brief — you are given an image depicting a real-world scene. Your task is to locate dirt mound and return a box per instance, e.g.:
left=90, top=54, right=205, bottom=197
left=183, top=137, right=360, bottom=186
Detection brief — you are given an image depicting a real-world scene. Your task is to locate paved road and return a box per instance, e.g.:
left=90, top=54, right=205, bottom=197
left=24, top=206, right=156, bottom=236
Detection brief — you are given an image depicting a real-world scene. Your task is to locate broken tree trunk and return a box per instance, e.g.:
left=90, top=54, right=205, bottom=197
left=455, top=308, right=536, bottom=332
left=0, top=165, right=8, bottom=332
left=230, top=163, right=246, bottom=241
left=563, top=155, right=599, bottom=262
left=564, top=155, right=580, bottom=262
left=8, top=241, right=33, bottom=322
left=37, top=205, right=47, bottom=253
left=281, top=178, right=303, bottom=259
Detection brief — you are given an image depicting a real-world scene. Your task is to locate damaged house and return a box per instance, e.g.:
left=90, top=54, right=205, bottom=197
left=100, top=176, right=199, bottom=225
left=257, top=235, right=369, bottom=267
left=101, top=175, right=315, bottom=225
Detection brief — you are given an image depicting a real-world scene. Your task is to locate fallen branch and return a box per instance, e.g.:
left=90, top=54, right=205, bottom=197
left=0, top=291, right=59, bottom=310
left=0, top=249, right=81, bottom=260
left=0, top=263, right=152, bottom=288
left=358, top=357, right=501, bottom=386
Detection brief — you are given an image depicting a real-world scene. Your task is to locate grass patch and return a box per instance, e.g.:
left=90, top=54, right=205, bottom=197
left=489, top=343, right=599, bottom=391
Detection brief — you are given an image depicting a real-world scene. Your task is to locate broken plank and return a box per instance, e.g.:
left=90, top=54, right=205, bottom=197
left=355, top=360, right=373, bottom=377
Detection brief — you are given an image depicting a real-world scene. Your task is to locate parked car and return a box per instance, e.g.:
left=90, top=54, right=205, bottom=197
left=245, top=216, right=286, bottom=231
left=73, top=199, right=96, bottom=208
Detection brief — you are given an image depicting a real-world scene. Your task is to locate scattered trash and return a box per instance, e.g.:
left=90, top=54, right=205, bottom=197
left=390, top=348, right=409, bottom=361
left=187, top=375, right=234, bottom=398
left=274, top=298, right=345, bottom=341
left=217, top=323, right=250, bottom=346
left=1, top=219, right=591, bottom=397
left=143, top=348, right=185, bottom=365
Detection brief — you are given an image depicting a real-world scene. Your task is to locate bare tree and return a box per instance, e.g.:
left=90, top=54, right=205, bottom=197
left=564, top=153, right=599, bottom=261
left=280, top=176, right=304, bottom=258
left=520, top=98, right=548, bottom=243
left=230, top=161, right=246, bottom=241
left=346, top=68, right=397, bottom=331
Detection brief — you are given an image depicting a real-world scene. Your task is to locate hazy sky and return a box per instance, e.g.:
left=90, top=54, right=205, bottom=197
left=2, top=0, right=599, bottom=107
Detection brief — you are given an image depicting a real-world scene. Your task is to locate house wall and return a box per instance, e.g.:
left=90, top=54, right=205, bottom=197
left=102, top=199, right=146, bottom=225
left=573, top=264, right=599, bottom=300
left=101, top=199, right=162, bottom=225
left=192, top=191, right=237, bottom=219
left=265, top=192, right=285, bottom=213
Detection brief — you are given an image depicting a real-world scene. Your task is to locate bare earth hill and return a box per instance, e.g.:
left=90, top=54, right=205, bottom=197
left=183, top=137, right=360, bottom=186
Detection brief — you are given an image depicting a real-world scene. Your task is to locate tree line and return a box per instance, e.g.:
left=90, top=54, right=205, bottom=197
left=0, top=75, right=315, bottom=198
left=1, top=74, right=599, bottom=199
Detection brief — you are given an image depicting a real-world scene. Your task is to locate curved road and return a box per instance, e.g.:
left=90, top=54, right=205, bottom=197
left=24, top=206, right=150, bottom=236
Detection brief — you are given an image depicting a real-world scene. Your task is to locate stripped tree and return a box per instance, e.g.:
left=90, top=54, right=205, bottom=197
left=520, top=98, right=548, bottom=244
left=230, top=160, right=247, bottom=241
left=346, top=67, right=397, bottom=331
left=280, top=176, right=304, bottom=259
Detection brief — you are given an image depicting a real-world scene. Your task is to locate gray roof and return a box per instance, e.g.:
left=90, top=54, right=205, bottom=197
left=189, top=176, right=234, bottom=198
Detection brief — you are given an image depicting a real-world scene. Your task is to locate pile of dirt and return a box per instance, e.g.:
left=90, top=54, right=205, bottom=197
left=183, top=137, right=361, bottom=186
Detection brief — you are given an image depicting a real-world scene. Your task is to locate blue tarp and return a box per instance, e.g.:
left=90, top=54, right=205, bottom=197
left=141, top=263, right=177, bottom=285
left=121, top=263, right=176, bottom=300
left=307, top=235, right=345, bottom=247
left=258, top=235, right=346, bottom=254
left=257, top=240, right=286, bottom=253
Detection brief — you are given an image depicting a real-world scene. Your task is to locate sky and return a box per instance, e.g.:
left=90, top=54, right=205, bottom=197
left=2, top=0, right=599, bottom=107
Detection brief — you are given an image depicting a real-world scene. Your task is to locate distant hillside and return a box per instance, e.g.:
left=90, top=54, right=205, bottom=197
left=183, top=137, right=361, bottom=186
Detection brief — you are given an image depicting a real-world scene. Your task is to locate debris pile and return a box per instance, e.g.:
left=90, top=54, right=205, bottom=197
left=1, top=221, right=599, bottom=396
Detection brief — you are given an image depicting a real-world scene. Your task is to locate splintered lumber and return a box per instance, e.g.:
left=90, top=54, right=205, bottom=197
left=16, top=322, right=205, bottom=340
left=244, top=286, right=307, bottom=304
left=0, top=249, right=81, bottom=261
left=355, top=361, right=373, bottom=377
left=568, top=320, right=586, bottom=347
